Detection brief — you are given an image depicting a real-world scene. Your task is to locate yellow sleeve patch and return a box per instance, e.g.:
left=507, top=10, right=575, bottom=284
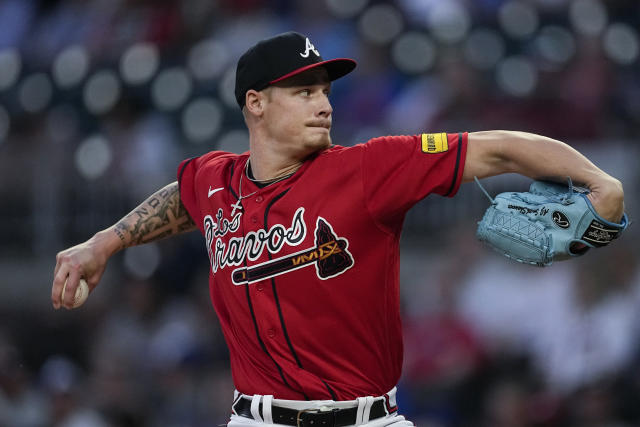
left=421, top=133, right=449, bottom=153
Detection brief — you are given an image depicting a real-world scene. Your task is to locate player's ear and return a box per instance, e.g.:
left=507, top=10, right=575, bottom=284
left=245, top=89, right=266, bottom=117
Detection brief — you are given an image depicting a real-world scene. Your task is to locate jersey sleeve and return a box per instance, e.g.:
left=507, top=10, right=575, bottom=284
left=177, top=151, right=229, bottom=233
left=177, top=156, right=199, bottom=231
left=362, top=132, right=467, bottom=229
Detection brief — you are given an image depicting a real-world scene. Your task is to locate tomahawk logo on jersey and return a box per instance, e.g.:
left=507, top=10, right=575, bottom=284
left=229, top=213, right=355, bottom=285
left=177, top=132, right=467, bottom=401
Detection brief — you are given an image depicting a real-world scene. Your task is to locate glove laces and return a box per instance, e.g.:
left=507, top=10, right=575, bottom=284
left=473, top=176, right=495, bottom=203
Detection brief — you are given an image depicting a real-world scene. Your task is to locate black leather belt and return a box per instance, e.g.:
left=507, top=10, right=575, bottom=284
left=232, top=396, right=390, bottom=427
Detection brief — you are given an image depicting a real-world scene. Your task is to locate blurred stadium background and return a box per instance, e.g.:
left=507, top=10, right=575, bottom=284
left=0, top=0, right=639, bottom=426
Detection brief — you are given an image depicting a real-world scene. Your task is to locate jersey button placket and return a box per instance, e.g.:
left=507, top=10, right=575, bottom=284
left=267, top=328, right=276, bottom=338
left=255, top=195, right=263, bottom=203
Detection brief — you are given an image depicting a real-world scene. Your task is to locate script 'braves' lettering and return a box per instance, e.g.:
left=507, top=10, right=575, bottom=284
left=204, top=207, right=307, bottom=274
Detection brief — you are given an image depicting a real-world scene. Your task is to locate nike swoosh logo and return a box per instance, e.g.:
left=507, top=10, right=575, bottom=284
left=208, top=186, right=224, bottom=198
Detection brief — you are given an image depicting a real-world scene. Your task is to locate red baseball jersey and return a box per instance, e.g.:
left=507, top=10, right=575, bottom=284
left=177, top=132, right=468, bottom=401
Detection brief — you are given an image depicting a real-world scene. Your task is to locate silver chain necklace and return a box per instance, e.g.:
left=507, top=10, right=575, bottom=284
left=230, top=160, right=297, bottom=216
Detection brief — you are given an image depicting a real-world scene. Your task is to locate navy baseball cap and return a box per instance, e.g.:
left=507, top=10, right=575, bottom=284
left=234, top=31, right=357, bottom=108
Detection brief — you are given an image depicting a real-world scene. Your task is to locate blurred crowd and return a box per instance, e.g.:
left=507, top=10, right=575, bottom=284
left=1, top=0, right=639, bottom=426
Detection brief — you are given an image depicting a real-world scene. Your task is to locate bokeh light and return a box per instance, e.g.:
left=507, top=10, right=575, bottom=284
left=181, top=98, right=224, bottom=143
left=188, top=39, right=229, bottom=81
left=499, top=1, right=539, bottom=40
left=569, top=0, right=608, bottom=36
left=496, top=55, right=538, bottom=96
left=427, top=2, right=471, bottom=44
left=120, top=42, right=160, bottom=85
left=535, top=26, right=577, bottom=66
left=603, top=23, right=639, bottom=65
left=391, top=32, right=437, bottom=74
left=52, top=45, right=90, bottom=89
left=358, top=4, right=404, bottom=45
left=151, top=67, right=192, bottom=111
left=83, top=70, right=121, bottom=115
left=74, top=134, right=112, bottom=180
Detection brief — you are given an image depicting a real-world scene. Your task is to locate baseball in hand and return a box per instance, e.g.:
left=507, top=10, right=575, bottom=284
left=62, top=278, right=89, bottom=308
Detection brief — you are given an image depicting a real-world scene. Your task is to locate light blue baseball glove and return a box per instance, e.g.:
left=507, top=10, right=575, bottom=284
left=475, top=178, right=629, bottom=266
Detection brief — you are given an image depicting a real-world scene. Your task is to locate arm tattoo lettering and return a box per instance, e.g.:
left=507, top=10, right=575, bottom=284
left=114, top=182, right=196, bottom=248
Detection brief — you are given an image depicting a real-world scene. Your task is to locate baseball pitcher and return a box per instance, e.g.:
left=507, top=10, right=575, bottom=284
left=52, top=32, right=626, bottom=426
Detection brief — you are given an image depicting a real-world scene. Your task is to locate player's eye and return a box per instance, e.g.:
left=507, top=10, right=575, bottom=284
left=299, top=89, right=311, bottom=96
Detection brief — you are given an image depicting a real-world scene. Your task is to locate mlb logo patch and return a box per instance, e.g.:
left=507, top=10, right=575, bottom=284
left=421, top=133, right=448, bottom=153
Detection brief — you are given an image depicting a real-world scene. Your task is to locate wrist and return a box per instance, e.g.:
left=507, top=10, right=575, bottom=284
left=92, top=228, right=125, bottom=258
left=587, top=176, right=625, bottom=222
left=592, top=176, right=623, bottom=202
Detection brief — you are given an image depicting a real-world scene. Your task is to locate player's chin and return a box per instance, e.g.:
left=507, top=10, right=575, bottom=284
left=304, top=133, right=332, bottom=151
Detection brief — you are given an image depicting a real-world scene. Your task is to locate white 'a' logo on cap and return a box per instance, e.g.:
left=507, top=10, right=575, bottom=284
left=300, top=37, right=320, bottom=58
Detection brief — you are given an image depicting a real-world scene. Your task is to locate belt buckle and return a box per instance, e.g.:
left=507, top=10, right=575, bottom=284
left=296, top=408, right=318, bottom=427
left=296, top=407, right=337, bottom=427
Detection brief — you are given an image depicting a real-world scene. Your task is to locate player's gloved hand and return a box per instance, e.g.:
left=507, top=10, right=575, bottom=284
left=52, top=233, right=112, bottom=309
left=475, top=178, right=629, bottom=266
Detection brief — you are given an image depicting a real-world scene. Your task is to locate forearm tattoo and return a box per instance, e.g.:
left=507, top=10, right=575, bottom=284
left=114, top=182, right=196, bottom=248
